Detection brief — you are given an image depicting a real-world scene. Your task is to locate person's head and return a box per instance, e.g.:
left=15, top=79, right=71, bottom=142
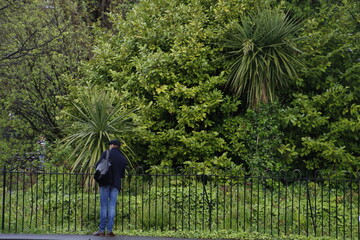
left=108, top=139, right=121, bottom=149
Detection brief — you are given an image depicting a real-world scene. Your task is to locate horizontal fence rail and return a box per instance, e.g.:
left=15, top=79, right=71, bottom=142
left=1, top=167, right=360, bottom=239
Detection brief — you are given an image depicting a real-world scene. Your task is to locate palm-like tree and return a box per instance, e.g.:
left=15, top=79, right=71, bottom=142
left=62, top=87, right=136, bottom=175
left=225, top=8, right=303, bottom=107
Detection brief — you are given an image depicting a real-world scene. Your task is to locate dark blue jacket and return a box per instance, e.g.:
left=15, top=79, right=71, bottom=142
left=96, top=147, right=128, bottom=191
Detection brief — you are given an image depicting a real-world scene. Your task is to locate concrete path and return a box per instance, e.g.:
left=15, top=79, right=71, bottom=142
left=0, top=234, right=202, bottom=240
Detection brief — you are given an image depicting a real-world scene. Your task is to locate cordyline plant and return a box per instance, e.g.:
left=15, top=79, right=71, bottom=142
left=225, top=8, right=303, bottom=108
left=61, top=87, right=137, bottom=177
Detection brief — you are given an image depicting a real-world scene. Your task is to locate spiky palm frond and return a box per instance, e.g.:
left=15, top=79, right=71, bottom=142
left=62, top=88, right=136, bottom=174
left=225, top=8, right=303, bottom=107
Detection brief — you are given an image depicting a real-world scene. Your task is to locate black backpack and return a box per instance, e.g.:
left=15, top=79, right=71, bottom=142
left=94, top=150, right=113, bottom=185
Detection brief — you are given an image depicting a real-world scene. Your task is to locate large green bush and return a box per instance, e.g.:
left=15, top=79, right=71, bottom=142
left=78, top=0, right=292, bottom=174
left=74, top=0, right=359, bottom=174
left=2, top=0, right=358, bottom=175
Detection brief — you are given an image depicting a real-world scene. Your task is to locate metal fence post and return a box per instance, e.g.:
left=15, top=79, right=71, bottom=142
left=2, top=167, right=6, bottom=231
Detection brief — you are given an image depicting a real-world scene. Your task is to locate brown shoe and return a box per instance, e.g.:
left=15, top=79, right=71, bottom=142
left=93, top=231, right=105, bottom=236
left=106, top=232, right=116, bottom=237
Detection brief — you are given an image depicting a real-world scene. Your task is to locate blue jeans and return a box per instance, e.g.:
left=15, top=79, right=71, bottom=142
left=99, top=185, right=119, bottom=232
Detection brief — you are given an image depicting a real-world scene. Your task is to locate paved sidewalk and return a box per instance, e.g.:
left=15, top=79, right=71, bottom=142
left=0, top=234, right=201, bottom=240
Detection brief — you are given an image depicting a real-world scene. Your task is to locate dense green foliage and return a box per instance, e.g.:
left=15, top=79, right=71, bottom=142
left=280, top=0, right=360, bottom=173
left=0, top=0, right=359, bottom=176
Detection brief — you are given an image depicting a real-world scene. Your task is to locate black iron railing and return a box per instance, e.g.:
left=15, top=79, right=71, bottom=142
left=1, top=167, right=359, bottom=239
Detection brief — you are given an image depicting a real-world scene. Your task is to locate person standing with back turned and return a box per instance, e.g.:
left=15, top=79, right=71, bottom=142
left=93, top=139, right=128, bottom=237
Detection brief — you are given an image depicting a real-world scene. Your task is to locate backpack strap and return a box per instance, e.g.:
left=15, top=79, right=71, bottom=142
left=105, top=150, right=112, bottom=164
left=105, top=150, right=109, bottom=160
